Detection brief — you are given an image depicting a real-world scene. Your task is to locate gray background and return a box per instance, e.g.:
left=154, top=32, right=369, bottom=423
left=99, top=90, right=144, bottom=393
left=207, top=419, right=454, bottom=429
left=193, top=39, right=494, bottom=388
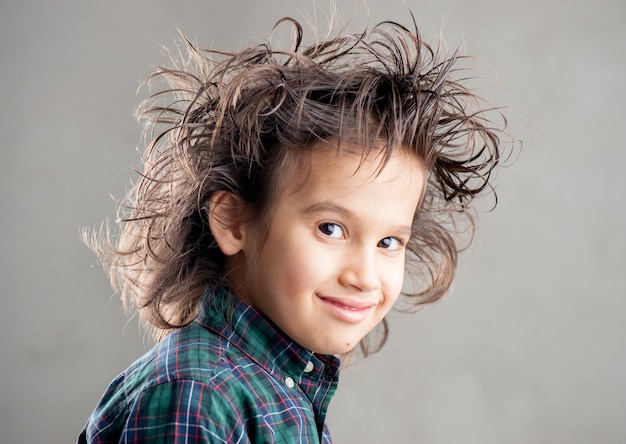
left=2, top=0, right=625, bottom=443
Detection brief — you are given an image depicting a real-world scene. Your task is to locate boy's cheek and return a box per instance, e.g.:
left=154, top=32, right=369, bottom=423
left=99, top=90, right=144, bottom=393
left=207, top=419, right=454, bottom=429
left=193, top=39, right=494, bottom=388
left=381, top=260, right=406, bottom=297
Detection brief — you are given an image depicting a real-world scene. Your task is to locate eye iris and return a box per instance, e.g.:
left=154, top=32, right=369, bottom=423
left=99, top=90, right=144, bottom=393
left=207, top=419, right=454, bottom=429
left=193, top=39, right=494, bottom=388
left=320, top=223, right=332, bottom=235
left=380, top=237, right=397, bottom=249
left=320, top=223, right=340, bottom=237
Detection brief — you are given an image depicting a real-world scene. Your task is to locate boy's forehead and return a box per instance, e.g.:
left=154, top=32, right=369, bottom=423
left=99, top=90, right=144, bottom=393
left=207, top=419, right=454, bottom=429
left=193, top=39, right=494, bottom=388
left=279, top=141, right=424, bottom=197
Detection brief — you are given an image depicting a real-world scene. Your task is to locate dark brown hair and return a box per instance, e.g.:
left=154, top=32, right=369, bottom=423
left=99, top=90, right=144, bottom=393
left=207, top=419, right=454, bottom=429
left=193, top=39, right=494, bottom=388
left=88, top=16, right=509, bottom=354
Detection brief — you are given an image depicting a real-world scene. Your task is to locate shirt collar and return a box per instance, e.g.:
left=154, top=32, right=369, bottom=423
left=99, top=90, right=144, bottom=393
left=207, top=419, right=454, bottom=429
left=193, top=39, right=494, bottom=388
left=196, top=287, right=340, bottom=386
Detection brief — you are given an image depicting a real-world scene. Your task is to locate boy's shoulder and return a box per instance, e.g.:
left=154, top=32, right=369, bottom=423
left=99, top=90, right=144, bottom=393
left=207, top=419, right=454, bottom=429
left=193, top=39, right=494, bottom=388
left=80, top=319, right=259, bottom=441
left=84, top=318, right=252, bottom=428
left=111, top=317, right=249, bottom=399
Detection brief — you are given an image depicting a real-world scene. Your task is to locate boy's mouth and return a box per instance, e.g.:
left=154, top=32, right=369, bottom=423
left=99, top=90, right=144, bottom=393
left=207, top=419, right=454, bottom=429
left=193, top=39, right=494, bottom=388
left=316, top=295, right=377, bottom=323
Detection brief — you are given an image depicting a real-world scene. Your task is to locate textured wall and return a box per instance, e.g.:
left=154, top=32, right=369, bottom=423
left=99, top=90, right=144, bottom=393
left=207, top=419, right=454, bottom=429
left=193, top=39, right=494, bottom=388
left=1, top=1, right=625, bottom=443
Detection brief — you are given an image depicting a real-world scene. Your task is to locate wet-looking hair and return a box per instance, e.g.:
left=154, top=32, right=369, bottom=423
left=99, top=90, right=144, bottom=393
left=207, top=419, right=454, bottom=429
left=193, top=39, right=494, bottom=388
left=88, top=16, right=509, bottom=354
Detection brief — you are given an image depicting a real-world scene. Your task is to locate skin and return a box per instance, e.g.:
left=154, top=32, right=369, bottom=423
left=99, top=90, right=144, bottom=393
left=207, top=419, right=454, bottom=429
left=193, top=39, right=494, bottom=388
left=213, top=144, right=426, bottom=356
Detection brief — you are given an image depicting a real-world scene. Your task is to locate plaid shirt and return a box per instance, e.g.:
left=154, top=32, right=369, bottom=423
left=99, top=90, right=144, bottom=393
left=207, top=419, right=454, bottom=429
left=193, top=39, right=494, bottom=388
left=78, top=288, right=340, bottom=443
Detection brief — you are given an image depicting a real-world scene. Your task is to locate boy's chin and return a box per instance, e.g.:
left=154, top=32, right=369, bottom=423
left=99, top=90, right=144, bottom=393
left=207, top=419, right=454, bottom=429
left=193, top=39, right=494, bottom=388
left=309, top=338, right=362, bottom=357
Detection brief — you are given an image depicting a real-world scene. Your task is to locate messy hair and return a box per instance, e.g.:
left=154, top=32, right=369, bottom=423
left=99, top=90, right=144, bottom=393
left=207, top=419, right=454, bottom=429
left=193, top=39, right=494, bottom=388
left=88, top=16, right=508, bottom=354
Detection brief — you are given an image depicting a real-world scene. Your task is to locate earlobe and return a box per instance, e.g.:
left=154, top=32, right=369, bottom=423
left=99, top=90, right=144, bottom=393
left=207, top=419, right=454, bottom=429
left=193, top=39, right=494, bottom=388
left=208, top=191, right=246, bottom=256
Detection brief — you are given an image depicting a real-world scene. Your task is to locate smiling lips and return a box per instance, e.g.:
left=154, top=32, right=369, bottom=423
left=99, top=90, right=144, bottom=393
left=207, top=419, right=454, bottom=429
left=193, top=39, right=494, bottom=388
left=317, top=295, right=378, bottom=324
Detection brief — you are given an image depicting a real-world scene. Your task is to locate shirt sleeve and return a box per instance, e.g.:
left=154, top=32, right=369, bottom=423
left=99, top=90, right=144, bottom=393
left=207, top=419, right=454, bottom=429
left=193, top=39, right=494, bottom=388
left=120, top=379, right=250, bottom=444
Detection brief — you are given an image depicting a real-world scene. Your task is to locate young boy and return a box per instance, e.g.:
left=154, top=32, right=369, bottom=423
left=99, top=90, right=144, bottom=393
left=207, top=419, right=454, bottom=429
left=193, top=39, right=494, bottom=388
left=79, top=16, right=507, bottom=443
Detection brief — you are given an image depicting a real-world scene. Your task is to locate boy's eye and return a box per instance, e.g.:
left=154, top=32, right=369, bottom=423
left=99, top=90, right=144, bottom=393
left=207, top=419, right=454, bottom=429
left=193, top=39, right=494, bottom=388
left=318, top=222, right=344, bottom=239
left=378, top=237, right=402, bottom=251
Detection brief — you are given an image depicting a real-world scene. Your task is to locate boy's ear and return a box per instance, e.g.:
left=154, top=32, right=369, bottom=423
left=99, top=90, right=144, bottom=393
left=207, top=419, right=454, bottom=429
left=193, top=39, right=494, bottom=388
left=208, top=191, right=247, bottom=256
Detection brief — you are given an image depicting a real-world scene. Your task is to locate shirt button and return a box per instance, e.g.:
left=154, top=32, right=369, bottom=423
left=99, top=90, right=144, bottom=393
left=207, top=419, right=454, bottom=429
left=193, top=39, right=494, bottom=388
left=303, top=361, right=314, bottom=373
left=285, top=377, right=295, bottom=388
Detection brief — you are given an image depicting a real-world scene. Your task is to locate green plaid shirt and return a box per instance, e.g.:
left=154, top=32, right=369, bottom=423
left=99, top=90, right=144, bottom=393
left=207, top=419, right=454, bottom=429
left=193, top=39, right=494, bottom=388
left=78, top=288, right=340, bottom=443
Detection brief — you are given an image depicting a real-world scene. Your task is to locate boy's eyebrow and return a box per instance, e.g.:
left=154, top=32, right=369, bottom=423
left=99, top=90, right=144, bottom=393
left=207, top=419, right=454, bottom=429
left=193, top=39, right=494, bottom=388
left=301, top=202, right=352, bottom=218
left=301, top=201, right=413, bottom=238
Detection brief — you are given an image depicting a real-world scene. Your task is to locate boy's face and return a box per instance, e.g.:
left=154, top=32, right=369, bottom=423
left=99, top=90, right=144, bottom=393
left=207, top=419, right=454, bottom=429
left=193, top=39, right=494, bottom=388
left=236, top=145, right=425, bottom=355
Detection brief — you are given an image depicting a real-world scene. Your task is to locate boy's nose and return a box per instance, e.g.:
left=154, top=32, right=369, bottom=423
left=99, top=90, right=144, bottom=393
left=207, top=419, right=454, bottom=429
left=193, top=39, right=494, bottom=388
left=338, top=247, right=381, bottom=293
